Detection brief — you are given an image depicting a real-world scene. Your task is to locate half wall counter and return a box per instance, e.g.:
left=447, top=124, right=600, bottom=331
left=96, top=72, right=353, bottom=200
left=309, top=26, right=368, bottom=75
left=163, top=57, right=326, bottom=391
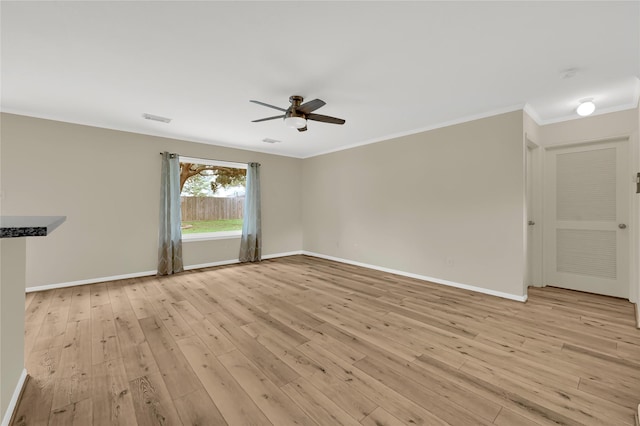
left=0, top=216, right=66, bottom=424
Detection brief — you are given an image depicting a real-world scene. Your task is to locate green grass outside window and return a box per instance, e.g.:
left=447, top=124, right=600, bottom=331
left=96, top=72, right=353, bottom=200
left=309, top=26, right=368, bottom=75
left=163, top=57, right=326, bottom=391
left=181, top=219, right=243, bottom=234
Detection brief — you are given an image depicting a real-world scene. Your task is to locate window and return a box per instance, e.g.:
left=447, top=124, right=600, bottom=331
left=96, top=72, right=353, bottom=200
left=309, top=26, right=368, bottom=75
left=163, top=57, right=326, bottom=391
left=179, top=156, right=247, bottom=241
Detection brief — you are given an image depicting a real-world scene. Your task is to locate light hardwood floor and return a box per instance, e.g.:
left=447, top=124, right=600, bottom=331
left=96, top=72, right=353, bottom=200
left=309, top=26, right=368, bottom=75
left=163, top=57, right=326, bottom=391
left=12, top=255, right=640, bottom=425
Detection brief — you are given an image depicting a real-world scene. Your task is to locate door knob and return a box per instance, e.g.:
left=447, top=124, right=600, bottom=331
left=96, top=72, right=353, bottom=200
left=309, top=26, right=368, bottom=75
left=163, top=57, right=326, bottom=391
left=618, top=224, right=627, bottom=229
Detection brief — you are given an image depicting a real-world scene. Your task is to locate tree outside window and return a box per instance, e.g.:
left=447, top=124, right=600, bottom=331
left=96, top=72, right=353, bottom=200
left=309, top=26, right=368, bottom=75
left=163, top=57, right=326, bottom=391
left=179, top=157, right=247, bottom=236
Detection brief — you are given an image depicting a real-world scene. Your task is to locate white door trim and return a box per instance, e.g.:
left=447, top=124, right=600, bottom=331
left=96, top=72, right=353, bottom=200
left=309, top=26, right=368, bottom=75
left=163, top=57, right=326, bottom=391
left=526, top=138, right=543, bottom=288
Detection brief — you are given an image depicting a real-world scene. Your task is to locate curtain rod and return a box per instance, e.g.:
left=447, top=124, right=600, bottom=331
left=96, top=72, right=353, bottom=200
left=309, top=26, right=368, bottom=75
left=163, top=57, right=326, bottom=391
left=159, top=152, right=259, bottom=166
left=159, top=152, right=224, bottom=162
left=159, top=152, right=237, bottom=163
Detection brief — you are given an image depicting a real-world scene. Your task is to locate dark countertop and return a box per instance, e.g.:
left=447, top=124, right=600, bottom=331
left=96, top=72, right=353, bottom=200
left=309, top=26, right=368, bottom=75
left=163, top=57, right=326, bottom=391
left=0, top=216, right=66, bottom=238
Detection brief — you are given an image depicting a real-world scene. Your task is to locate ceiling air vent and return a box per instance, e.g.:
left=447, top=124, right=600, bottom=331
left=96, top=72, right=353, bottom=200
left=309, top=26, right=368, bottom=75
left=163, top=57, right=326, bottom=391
left=262, top=138, right=281, bottom=144
left=142, top=113, right=172, bottom=123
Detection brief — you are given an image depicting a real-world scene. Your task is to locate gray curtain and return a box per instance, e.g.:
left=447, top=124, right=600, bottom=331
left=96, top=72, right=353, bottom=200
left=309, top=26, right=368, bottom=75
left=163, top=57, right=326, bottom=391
left=239, top=162, right=262, bottom=262
left=157, top=152, right=184, bottom=275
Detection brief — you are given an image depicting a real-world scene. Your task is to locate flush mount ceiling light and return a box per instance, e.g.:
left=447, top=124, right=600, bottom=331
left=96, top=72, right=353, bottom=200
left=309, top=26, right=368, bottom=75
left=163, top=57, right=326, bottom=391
left=576, top=100, right=595, bottom=117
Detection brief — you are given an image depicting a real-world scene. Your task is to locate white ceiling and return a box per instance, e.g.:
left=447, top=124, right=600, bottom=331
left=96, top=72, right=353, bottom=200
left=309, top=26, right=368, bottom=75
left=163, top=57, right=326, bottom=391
left=2, top=1, right=639, bottom=158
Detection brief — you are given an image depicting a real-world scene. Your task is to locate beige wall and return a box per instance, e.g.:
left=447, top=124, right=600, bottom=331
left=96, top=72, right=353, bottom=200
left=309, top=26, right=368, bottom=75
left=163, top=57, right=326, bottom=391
left=7, top=108, right=634, bottom=302
left=539, top=108, right=638, bottom=147
left=539, top=108, right=640, bottom=303
left=0, top=237, right=26, bottom=420
left=0, top=113, right=302, bottom=287
left=302, top=111, right=526, bottom=297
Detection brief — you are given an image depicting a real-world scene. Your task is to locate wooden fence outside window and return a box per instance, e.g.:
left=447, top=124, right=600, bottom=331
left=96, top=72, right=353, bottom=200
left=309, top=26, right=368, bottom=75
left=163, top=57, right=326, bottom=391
left=180, top=196, right=244, bottom=221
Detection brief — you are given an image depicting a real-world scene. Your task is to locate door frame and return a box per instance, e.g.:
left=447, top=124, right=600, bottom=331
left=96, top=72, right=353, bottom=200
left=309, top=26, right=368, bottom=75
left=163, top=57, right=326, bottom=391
left=525, top=138, right=543, bottom=288
left=540, top=135, right=638, bottom=302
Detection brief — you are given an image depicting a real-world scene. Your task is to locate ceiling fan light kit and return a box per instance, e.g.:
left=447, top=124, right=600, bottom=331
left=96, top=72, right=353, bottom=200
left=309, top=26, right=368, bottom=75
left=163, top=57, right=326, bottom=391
left=284, top=116, right=307, bottom=129
left=251, top=95, right=345, bottom=132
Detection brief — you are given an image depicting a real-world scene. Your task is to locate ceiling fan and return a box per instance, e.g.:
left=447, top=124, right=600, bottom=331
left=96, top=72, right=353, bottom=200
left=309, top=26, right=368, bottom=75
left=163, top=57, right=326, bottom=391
left=250, top=95, right=345, bottom=132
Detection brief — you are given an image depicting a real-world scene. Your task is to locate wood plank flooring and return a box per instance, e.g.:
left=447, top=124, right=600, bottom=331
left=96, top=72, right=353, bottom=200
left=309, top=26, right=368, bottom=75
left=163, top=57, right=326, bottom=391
left=12, top=255, right=640, bottom=425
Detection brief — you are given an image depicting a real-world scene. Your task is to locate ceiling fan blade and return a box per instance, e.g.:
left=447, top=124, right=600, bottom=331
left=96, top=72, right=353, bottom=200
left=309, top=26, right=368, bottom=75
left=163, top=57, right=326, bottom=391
left=297, top=99, right=326, bottom=114
left=250, top=100, right=287, bottom=112
left=306, top=113, right=345, bottom=125
left=252, top=115, right=284, bottom=123
left=297, top=126, right=307, bottom=132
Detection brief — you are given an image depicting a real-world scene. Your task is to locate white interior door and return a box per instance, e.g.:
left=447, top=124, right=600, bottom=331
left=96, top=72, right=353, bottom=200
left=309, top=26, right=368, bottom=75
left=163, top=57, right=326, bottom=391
left=544, top=139, right=629, bottom=298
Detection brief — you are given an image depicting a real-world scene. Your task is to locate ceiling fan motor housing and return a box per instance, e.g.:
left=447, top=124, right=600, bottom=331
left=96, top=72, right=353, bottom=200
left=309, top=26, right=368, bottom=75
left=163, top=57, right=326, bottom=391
left=289, top=95, right=304, bottom=106
left=287, top=96, right=305, bottom=118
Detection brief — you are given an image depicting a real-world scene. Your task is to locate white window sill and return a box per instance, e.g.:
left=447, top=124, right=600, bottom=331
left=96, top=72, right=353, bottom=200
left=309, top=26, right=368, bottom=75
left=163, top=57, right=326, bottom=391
left=181, top=231, right=242, bottom=242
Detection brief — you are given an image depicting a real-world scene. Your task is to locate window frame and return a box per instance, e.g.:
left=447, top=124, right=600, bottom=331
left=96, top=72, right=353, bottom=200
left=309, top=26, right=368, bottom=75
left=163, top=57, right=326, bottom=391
left=179, top=156, right=247, bottom=242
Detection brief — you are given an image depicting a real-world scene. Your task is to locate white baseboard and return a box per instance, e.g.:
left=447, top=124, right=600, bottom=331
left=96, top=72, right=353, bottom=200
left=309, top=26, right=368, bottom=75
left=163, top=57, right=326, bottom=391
left=301, top=251, right=528, bottom=302
left=1, top=368, right=27, bottom=426
left=183, top=251, right=302, bottom=271
left=183, top=260, right=240, bottom=270
left=24, top=250, right=526, bottom=302
left=25, top=251, right=304, bottom=292
left=262, top=250, right=303, bottom=259
left=25, top=269, right=157, bottom=293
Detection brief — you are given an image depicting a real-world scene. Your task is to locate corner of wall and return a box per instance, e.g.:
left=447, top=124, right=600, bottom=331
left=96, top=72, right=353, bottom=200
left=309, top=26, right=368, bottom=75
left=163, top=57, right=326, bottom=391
left=1, top=369, right=27, bottom=426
